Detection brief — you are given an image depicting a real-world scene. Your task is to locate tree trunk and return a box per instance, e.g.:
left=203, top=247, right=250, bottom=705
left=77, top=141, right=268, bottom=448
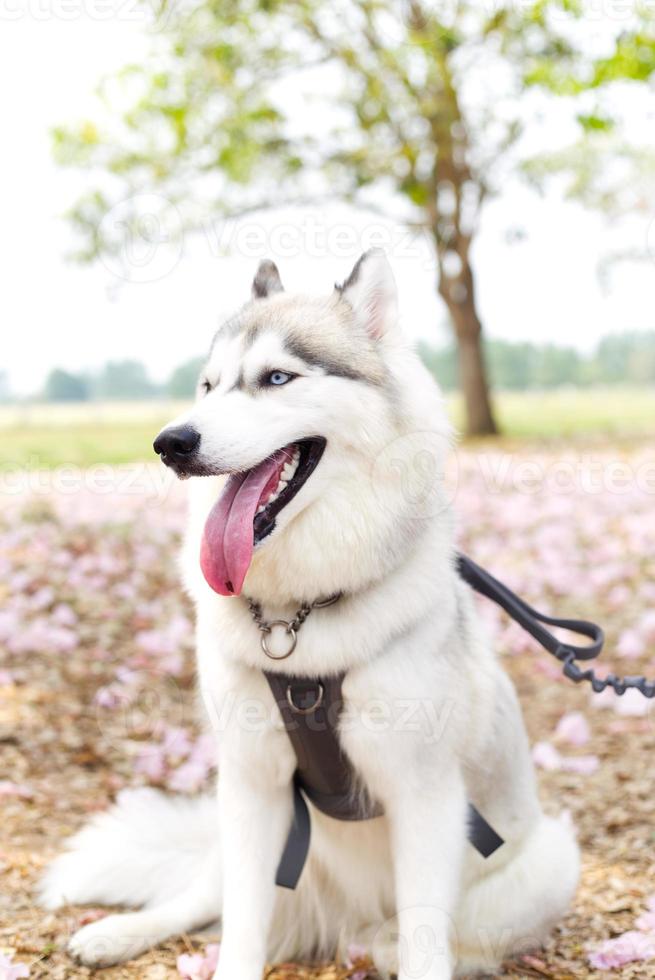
left=456, top=329, right=498, bottom=436
left=438, top=264, right=498, bottom=437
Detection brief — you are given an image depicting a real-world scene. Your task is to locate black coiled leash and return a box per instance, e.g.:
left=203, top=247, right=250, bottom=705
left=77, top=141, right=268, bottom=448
left=457, top=554, right=655, bottom=699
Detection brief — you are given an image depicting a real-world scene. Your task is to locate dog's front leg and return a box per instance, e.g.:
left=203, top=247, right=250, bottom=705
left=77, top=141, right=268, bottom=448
left=213, top=761, right=292, bottom=980
left=386, top=768, right=467, bottom=980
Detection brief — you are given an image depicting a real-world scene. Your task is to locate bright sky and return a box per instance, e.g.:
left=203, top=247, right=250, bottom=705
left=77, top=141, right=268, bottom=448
left=1, top=13, right=653, bottom=396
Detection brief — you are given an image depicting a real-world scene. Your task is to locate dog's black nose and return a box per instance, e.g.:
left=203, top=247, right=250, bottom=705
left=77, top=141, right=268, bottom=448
left=153, top=425, right=201, bottom=461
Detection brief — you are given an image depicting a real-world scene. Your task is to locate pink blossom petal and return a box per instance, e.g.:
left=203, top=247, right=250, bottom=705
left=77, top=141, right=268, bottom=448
left=162, top=726, right=193, bottom=761
left=176, top=954, right=206, bottom=980
left=77, top=909, right=108, bottom=926
left=590, top=686, right=617, bottom=710
left=0, top=952, right=31, bottom=980
left=635, top=910, right=655, bottom=932
left=134, top=745, right=167, bottom=782
left=188, top=733, right=217, bottom=769
left=93, top=685, right=126, bottom=709
left=532, top=741, right=562, bottom=770
left=177, top=943, right=220, bottom=979
left=167, top=758, right=211, bottom=794
left=555, top=711, right=590, bottom=747
left=346, top=942, right=370, bottom=980
left=0, top=781, right=34, bottom=799
left=638, top=610, right=655, bottom=641
left=560, top=754, right=599, bottom=775
left=615, top=689, right=651, bottom=717
left=616, top=629, right=645, bottom=660
left=588, top=930, right=655, bottom=969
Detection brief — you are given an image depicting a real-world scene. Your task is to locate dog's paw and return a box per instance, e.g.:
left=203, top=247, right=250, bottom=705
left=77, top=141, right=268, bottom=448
left=68, top=914, right=151, bottom=967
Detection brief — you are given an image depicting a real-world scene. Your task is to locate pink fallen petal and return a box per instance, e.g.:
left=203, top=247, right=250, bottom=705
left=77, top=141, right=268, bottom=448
left=177, top=943, right=220, bottom=979
left=189, top=734, right=218, bottom=769
left=616, top=629, right=645, bottom=660
left=78, top=909, right=108, bottom=926
left=532, top=741, right=562, bottom=771
left=639, top=610, right=655, bottom=641
left=162, top=726, right=193, bottom=761
left=560, top=754, right=599, bottom=775
left=608, top=719, right=651, bottom=734
left=176, top=953, right=206, bottom=980
left=591, top=689, right=616, bottom=709
left=93, top=685, right=125, bottom=710
left=555, top=711, right=590, bottom=747
left=0, top=781, right=34, bottom=800
left=615, top=689, right=651, bottom=717
left=588, top=930, right=655, bottom=969
left=635, top=910, right=655, bottom=932
left=533, top=657, right=563, bottom=680
left=167, top=758, right=211, bottom=794
left=346, top=943, right=368, bottom=965
left=0, top=952, right=31, bottom=979
left=134, top=746, right=167, bottom=782
left=346, top=942, right=370, bottom=980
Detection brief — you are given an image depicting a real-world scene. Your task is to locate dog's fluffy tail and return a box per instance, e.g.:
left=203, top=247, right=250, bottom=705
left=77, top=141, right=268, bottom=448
left=455, top=812, right=580, bottom=972
left=39, top=787, right=217, bottom=911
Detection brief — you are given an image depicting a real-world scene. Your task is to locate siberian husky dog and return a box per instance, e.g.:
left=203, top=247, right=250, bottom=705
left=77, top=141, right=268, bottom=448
left=40, top=250, right=579, bottom=980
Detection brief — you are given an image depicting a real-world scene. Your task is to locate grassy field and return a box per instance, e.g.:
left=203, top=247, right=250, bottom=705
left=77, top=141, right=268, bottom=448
left=0, top=387, right=653, bottom=469
left=0, top=401, right=187, bottom=469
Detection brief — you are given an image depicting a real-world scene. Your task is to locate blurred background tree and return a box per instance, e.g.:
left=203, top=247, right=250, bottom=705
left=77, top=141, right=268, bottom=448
left=53, top=0, right=655, bottom=435
left=44, top=368, right=90, bottom=403
left=167, top=357, right=206, bottom=399
left=0, top=371, right=12, bottom=404
left=94, top=360, right=158, bottom=400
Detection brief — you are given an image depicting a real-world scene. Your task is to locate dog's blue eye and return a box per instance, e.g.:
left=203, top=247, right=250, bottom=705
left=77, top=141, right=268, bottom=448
left=268, top=371, right=293, bottom=386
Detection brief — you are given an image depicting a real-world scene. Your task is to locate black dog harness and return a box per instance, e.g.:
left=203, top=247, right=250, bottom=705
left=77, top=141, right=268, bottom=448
left=261, top=552, right=653, bottom=890
left=263, top=668, right=504, bottom=889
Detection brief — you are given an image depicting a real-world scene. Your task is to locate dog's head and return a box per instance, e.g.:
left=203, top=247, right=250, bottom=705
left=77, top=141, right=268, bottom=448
left=155, top=249, right=448, bottom=600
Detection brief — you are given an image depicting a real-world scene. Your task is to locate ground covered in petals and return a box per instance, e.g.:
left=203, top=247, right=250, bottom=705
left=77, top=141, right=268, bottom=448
left=1, top=441, right=655, bottom=979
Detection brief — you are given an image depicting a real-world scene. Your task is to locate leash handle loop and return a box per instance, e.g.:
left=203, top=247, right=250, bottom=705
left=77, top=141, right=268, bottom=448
left=457, top=554, right=604, bottom=660
left=458, top=553, right=655, bottom=699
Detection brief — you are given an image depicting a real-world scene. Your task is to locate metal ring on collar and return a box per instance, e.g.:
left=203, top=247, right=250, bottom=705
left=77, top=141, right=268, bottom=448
left=260, top=620, right=297, bottom=660
left=286, top=682, right=324, bottom=715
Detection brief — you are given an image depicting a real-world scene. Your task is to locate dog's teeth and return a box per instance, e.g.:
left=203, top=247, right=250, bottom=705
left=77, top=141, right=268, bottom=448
left=256, top=451, right=301, bottom=516
left=282, top=455, right=299, bottom=481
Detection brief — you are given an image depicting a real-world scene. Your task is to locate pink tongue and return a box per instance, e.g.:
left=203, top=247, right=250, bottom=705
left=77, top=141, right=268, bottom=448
left=200, top=453, right=285, bottom=596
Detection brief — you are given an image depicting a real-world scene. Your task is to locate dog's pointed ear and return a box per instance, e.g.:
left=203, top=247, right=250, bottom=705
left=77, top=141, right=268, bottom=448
left=337, top=248, right=399, bottom=340
left=252, top=259, right=284, bottom=299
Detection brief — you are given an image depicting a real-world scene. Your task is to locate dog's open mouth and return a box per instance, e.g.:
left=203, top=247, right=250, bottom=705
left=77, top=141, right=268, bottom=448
left=200, top=437, right=326, bottom=597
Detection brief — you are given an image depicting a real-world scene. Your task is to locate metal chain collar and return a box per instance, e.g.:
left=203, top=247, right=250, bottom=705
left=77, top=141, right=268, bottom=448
left=246, top=592, right=341, bottom=660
